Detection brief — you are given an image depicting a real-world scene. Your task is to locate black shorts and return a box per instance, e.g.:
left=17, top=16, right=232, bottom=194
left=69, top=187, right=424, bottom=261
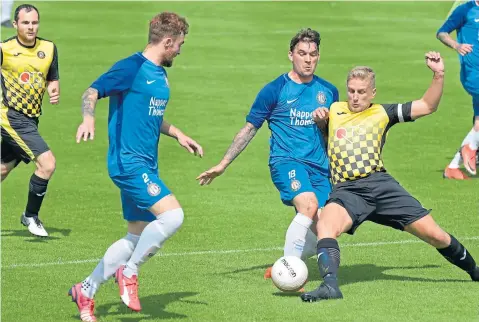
left=1, top=106, right=49, bottom=165
left=326, top=172, right=431, bottom=235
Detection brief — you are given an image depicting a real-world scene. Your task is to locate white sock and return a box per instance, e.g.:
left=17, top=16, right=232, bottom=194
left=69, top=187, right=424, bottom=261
left=81, top=233, right=140, bottom=298
left=1, top=0, right=14, bottom=22
left=123, top=208, right=184, bottom=278
left=449, top=129, right=476, bottom=168
left=283, top=213, right=313, bottom=258
left=301, top=228, right=318, bottom=260
left=449, top=152, right=462, bottom=169
left=469, top=129, right=479, bottom=150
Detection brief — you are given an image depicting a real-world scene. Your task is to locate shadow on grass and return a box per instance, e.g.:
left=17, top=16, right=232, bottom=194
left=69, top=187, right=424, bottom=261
left=89, top=292, right=206, bottom=321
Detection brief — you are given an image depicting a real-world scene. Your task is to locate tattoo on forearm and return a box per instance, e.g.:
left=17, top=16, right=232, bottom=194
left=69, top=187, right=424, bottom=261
left=223, top=124, right=257, bottom=164
left=81, top=88, right=98, bottom=117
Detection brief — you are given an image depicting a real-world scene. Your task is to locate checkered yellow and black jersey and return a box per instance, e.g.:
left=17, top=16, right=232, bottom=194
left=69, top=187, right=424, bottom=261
left=328, top=101, right=413, bottom=185
left=1, top=36, right=59, bottom=118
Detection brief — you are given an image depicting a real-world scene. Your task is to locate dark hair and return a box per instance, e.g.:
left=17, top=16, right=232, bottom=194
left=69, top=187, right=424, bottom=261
left=14, top=4, right=40, bottom=22
left=289, top=28, right=321, bottom=52
left=148, top=12, right=189, bottom=45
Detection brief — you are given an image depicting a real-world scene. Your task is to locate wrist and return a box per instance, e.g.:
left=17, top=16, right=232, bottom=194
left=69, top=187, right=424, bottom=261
left=219, top=159, right=230, bottom=169
left=83, top=115, right=95, bottom=122
left=434, top=70, right=445, bottom=77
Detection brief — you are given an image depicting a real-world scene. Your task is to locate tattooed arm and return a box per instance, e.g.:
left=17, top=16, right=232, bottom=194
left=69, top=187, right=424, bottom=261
left=81, top=87, right=99, bottom=117
left=196, top=122, right=258, bottom=185
left=220, top=122, right=258, bottom=168
left=76, top=87, right=99, bottom=143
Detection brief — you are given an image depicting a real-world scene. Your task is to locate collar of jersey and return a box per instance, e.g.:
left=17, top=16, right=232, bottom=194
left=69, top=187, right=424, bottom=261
left=285, top=72, right=315, bottom=86
left=15, top=36, right=36, bottom=49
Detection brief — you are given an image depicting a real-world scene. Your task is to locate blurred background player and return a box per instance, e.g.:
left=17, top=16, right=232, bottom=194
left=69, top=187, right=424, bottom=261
left=301, top=53, right=479, bottom=303
left=69, top=12, right=203, bottom=322
left=197, top=28, right=339, bottom=277
left=438, top=0, right=479, bottom=179
left=1, top=4, right=60, bottom=237
left=1, top=0, right=14, bottom=27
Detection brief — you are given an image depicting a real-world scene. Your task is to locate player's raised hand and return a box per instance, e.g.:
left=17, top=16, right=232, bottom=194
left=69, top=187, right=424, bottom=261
left=76, top=118, right=95, bottom=143
left=177, top=134, right=204, bottom=157
left=196, top=164, right=226, bottom=185
left=312, top=107, right=329, bottom=123
left=425, top=51, right=444, bottom=73
left=454, top=43, right=473, bottom=56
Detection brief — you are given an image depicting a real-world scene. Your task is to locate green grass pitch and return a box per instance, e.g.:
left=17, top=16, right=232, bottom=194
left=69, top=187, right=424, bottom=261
left=2, top=1, right=479, bottom=321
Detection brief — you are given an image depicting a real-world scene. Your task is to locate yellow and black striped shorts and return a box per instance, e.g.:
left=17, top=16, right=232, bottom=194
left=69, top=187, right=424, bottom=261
left=1, top=106, right=49, bottom=164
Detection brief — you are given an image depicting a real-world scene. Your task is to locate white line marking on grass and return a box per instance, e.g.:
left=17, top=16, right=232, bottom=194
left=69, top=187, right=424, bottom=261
left=5, top=236, right=479, bottom=269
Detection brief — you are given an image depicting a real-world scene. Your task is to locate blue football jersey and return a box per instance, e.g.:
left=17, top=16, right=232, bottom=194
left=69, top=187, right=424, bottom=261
left=438, top=1, right=479, bottom=90
left=91, top=53, right=170, bottom=176
left=246, top=73, right=339, bottom=172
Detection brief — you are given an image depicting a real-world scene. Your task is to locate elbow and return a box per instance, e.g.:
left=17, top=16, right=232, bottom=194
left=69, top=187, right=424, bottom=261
left=436, top=31, right=447, bottom=41
left=427, top=103, right=439, bottom=115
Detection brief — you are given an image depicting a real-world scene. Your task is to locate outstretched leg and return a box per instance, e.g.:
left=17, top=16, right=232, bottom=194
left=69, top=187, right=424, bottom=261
left=405, top=214, right=479, bottom=281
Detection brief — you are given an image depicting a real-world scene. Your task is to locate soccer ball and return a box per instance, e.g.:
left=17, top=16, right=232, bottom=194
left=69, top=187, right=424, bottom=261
left=271, top=256, right=308, bottom=292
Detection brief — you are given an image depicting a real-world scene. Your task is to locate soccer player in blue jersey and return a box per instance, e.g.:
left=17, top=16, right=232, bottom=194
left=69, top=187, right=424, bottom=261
left=438, top=0, right=479, bottom=179
left=197, top=28, right=339, bottom=277
left=68, top=12, right=203, bottom=322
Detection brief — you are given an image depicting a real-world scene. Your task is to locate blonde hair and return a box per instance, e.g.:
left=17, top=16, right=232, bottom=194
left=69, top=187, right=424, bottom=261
left=347, top=66, right=376, bottom=88
left=148, top=12, right=189, bottom=45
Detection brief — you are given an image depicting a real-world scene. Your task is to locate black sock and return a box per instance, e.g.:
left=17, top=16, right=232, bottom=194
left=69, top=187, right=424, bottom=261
left=437, top=234, right=476, bottom=274
left=25, top=174, right=49, bottom=217
left=317, top=238, right=341, bottom=285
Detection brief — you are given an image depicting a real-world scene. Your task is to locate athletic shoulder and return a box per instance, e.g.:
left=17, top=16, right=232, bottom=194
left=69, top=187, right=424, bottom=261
left=261, top=73, right=290, bottom=95
left=437, top=1, right=474, bottom=34
left=1, top=36, right=16, bottom=44
left=1, top=36, right=16, bottom=50
left=91, top=53, right=147, bottom=98
left=36, top=37, right=56, bottom=45
left=246, top=74, right=289, bottom=128
left=111, top=53, right=147, bottom=74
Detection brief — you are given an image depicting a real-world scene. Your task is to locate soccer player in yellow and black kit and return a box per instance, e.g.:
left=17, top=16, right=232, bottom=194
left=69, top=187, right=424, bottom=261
left=301, top=52, right=479, bottom=302
left=1, top=4, right=59, bottom=237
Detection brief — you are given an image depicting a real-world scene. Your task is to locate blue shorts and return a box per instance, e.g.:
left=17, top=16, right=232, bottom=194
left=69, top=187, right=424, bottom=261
left=270, top=161, right=331, bottom=207
left=110, top=168, right=171, bottom=222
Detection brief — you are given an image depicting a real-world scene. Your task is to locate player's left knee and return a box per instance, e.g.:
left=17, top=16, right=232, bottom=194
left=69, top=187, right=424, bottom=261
left=156, top=208, right=184, bottom=236
left=295, top=195, right=319, bottom=218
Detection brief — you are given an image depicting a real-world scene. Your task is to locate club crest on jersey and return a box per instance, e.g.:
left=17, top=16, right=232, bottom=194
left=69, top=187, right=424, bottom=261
left=290, top=179, right=301, bottom=192
left=317, top=91, right=326, bottom=105
left=37, top=51, right=45, bottom=59
left=147, top=182, right=161, bottom=196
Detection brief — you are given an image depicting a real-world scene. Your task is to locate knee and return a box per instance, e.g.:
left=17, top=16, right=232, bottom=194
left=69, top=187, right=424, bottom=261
left=423, top=229, right=450, bottom=249
left=295, top=195, right=319, bottom=219
left=37, top=152, right=56, bottom=178
left=157, top=208, right=184, bottom=235
left=317, top=219, right=343, bottom=239
left=1, top=165, right=10, bottom=181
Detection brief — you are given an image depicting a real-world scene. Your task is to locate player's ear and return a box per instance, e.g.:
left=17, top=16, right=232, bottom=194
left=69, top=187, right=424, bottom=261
left=371, top=87, right=377, bottom=99
left=288, top=51, right=293, bottom=63
left=164, top=37, right=173, bottom=48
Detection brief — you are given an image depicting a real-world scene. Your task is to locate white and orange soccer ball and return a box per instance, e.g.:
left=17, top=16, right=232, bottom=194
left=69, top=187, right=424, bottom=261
left=271, top=256, right=308, bottom=292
